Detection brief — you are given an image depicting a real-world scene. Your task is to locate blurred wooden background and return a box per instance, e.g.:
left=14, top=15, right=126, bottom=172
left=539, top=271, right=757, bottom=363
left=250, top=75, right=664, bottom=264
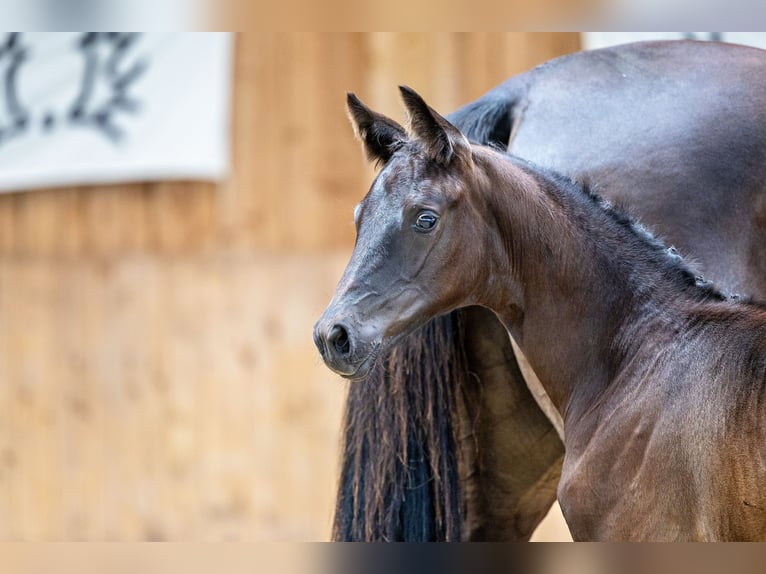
left=0, top=33, right=579, bottom=540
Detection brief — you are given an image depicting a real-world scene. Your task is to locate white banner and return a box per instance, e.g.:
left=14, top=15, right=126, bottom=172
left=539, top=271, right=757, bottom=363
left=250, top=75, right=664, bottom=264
left=583, top=32, right=766, bottom=51
left=0, top=32, right=233, bottom=192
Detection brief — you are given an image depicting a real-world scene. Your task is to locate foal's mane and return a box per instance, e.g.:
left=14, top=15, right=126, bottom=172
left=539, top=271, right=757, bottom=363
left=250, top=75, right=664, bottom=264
left=494, top=152, right=731, bottom=304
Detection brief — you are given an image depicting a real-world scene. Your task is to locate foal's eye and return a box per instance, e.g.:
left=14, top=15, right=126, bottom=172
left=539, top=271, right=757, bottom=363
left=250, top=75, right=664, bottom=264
left=413, top=210, right=439, bottom=232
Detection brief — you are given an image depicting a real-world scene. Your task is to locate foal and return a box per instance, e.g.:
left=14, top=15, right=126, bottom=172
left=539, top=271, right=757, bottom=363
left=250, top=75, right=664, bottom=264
left=314, top=87, right=766, bottom=541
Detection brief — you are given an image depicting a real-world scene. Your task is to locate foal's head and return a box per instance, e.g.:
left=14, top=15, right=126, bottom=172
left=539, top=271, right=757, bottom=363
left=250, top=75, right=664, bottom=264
left=314, top=87, right=495, bottom=380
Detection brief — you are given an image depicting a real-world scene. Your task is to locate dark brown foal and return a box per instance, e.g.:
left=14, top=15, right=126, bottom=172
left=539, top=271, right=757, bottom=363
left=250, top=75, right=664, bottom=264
left=316, top=87, right=766, bottom=541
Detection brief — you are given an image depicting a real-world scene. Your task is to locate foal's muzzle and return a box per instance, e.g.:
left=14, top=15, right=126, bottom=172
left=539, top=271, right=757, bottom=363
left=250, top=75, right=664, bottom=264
left=313, top=320, right=358, bottom=377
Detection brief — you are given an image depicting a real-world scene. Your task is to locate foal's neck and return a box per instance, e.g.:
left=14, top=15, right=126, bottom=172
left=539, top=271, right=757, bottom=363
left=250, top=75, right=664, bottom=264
left=472, top=148, right=722, bottom=424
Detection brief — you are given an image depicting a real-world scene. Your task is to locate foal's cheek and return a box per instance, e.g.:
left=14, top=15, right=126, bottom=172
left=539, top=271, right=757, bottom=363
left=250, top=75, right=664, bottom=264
left=396, top=235, right=431, bottom=278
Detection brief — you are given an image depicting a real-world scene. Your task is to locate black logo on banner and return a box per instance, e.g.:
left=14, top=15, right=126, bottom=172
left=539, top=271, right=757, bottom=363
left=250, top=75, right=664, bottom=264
left=0, top=33, right=148, bottom=149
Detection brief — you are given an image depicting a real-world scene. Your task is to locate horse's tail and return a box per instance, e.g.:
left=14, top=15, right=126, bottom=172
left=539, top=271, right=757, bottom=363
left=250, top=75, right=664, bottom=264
left=331, top=83, right=522, bottom=541
left=332, top=313, right=469, bottom=541
left=446, top=79, right=524, bottom=148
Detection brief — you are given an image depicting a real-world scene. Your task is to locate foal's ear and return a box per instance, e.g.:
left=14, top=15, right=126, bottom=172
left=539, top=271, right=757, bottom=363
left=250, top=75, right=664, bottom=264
left=399, top=85, right=471, bottom=166
left=347, top=93, right=407, bottom=164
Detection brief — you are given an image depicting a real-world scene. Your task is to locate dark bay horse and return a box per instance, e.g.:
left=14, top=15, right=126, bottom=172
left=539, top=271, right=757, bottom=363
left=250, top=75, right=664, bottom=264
left=331, top=40, right=766, bottom=541
left=316, top=87, right=766, bottom=541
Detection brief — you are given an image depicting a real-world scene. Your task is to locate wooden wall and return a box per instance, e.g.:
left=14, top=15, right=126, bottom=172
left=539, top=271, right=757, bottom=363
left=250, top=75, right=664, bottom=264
left=0, top=33, right=580, bottom=540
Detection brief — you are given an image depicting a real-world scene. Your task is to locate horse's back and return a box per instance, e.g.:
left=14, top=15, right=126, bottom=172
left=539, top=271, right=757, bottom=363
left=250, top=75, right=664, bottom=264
left=518, top=42, right=766, bottom=297
left=513, top=41, right=766, bottom=187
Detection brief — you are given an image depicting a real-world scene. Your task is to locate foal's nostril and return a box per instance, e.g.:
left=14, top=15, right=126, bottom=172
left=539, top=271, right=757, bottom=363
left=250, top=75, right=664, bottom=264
left=329, top=324, right=351, bottom=356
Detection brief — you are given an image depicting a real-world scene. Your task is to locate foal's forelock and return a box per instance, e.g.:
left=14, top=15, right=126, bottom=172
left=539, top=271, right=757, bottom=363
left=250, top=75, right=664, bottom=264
left=365, top=146, right=470, bottom=214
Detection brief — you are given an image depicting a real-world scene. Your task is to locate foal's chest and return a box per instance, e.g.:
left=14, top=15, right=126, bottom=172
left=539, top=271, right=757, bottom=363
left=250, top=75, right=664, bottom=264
left=557, top=409, right=715, bottom=541
left=557, top=406, right=766, bottom=541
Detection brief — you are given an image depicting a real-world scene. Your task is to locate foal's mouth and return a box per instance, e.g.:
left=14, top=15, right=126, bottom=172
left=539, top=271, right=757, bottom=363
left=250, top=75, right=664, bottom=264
left=335, top=324, right=425, bottom=382
left=337, top=345, right=381, bottom=382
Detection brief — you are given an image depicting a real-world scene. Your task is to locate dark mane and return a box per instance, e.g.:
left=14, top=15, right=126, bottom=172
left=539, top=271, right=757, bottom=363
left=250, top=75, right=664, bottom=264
left=504, top=154, right=730, bottom=304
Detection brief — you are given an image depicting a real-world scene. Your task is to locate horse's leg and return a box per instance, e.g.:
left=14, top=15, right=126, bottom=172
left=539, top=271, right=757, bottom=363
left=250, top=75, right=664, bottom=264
left=457, top=306, right=565, bottom=541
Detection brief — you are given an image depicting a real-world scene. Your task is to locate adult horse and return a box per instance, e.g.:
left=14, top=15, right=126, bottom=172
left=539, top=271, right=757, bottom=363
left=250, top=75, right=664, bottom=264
left=316, top=86, right=766, bottom=540
left=331, top=40, right=766, bottom=541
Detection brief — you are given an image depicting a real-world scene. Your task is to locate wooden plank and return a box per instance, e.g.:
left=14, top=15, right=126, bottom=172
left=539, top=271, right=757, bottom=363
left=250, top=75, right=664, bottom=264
left=0, top=254, right=350, bottom=539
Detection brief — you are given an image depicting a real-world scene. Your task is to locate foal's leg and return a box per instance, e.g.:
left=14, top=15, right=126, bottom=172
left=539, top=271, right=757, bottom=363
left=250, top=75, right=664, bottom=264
left=457, top=307, right=565, bottom=540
